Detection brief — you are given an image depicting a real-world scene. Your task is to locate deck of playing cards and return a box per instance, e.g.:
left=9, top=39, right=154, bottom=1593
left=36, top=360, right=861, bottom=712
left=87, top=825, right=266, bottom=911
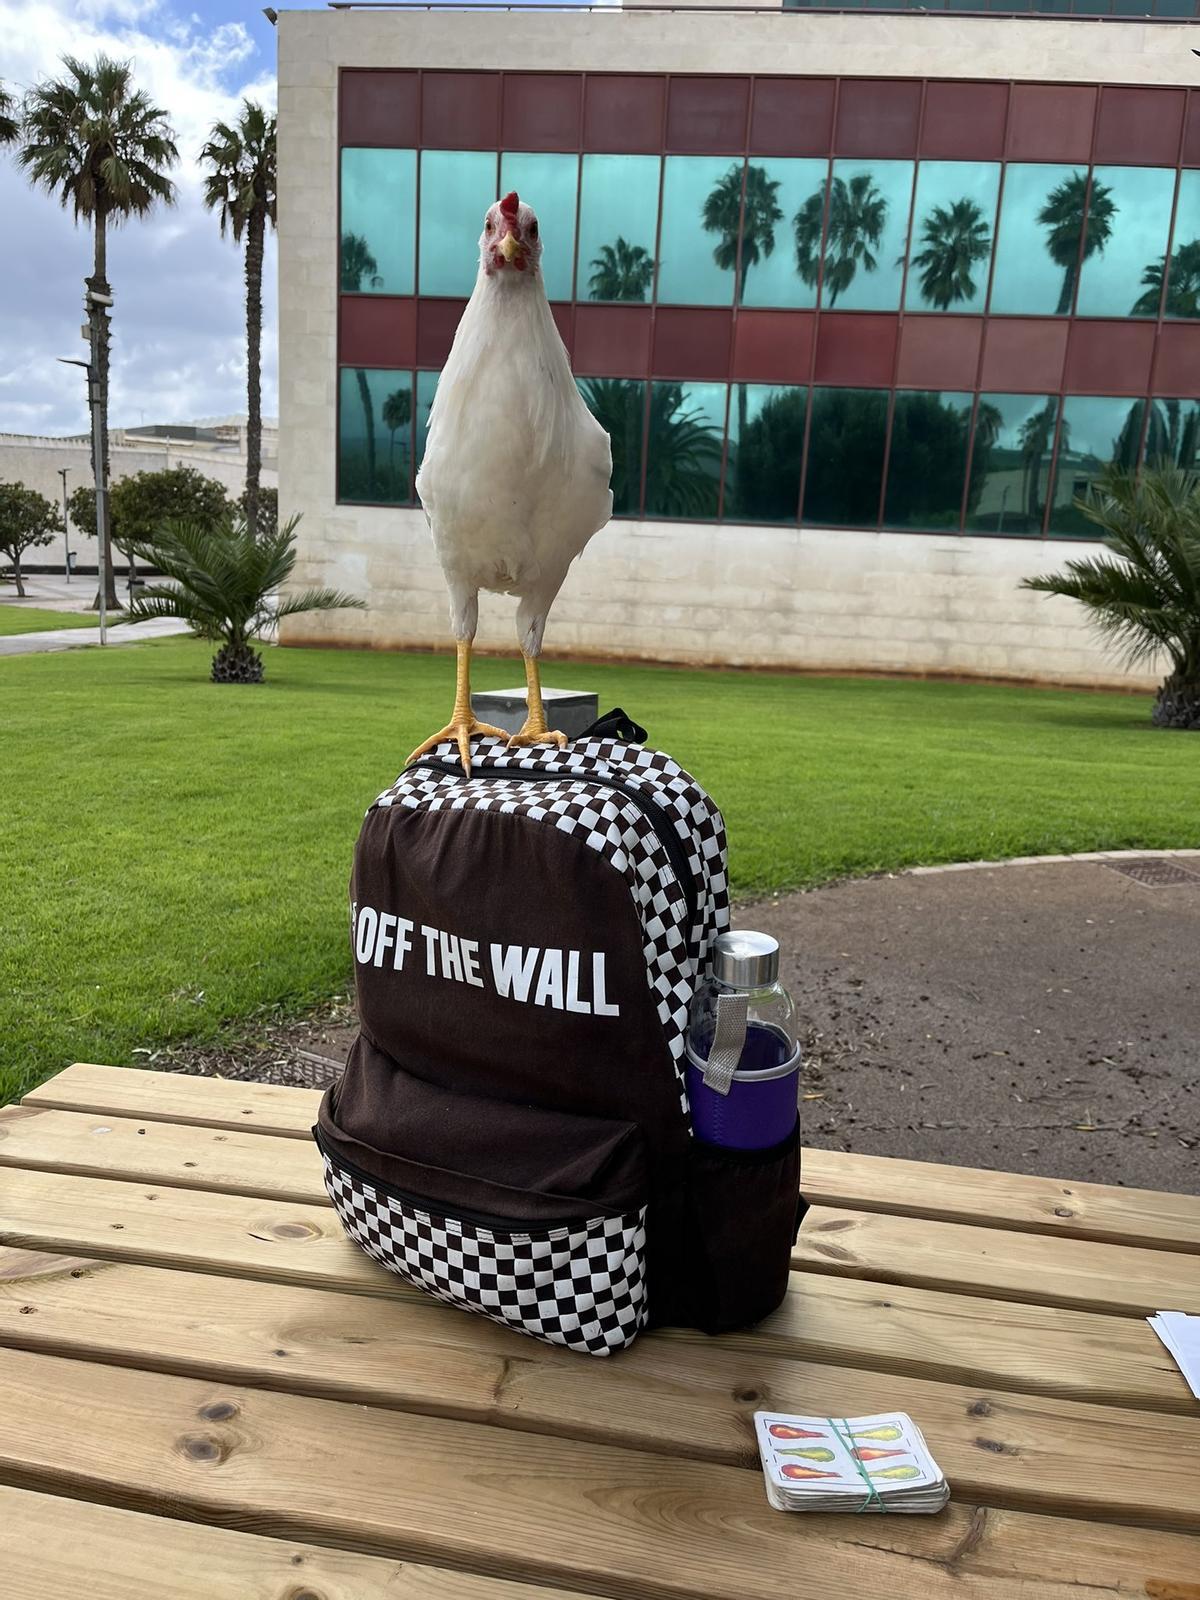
left=754, top=1411, right=950, bottom=1514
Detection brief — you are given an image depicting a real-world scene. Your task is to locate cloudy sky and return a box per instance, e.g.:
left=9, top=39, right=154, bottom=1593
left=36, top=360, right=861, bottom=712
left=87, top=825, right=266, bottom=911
left=0, top=0, right=293, bottom=436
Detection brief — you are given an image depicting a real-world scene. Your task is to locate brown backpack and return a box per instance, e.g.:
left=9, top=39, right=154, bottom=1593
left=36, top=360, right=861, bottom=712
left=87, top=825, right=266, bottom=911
left=316, top=724, right=803, bottom=1354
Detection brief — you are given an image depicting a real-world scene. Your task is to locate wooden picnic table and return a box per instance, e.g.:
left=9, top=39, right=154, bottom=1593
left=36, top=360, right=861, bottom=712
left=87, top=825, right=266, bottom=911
left=1, top=1061, right=1198, bottom=1599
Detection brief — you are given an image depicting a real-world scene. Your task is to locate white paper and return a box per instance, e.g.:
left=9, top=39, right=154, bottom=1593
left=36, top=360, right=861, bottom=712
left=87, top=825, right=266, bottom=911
left=1149, top=1311, right=1200, bottom=1401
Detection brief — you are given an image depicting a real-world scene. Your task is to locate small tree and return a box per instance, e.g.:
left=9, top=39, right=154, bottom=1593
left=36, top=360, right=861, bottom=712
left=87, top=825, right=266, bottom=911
left=1022, top=466, right=1200, bottom=730
left=68, top=467, right=231, bottom=575
left=124, top=512, right=365, bottom=683
left=0, top=483, right=63, bottom=596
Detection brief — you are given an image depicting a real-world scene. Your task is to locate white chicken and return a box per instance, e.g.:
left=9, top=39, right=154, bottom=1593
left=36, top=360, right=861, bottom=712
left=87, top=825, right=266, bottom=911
left=409, top=190, right=613, bottom=773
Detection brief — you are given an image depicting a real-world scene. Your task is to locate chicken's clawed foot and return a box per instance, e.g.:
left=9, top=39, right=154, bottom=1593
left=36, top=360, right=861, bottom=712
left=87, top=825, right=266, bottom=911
left=408, top=715, right=508, bottom=776
left=506, top=723, right=568, bottom=753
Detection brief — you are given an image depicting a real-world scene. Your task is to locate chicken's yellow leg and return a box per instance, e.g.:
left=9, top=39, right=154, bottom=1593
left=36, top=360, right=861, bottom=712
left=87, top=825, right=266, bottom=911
left=407, top=640, right=507, bottom=775
left=506, top=652, right=568, bottom=751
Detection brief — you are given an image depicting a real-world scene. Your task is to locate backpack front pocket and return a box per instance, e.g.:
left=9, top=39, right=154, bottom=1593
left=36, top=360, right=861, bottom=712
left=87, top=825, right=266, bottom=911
left=315, top=1052, right=649, bottom=1355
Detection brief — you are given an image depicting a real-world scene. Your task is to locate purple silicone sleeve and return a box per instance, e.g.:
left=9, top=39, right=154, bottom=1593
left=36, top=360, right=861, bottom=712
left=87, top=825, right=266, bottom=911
left=685, top=1057, right=800, bottom=1151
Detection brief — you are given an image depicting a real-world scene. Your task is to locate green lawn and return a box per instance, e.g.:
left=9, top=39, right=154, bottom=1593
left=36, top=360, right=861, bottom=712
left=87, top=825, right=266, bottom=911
left=2, top=637, right=1195, bottom=1103
left=0, top=604, right=99, bottom=636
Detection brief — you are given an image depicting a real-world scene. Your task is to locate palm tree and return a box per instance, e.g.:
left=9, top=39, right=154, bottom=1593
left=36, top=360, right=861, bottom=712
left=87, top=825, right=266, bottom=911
left=704, top=162, right=783, bottom=445
left=382, top=387, right=412, bottom=491
left=0, top=82, right=19, bottom=145
left=1036, top=171, right=1116, bottom=317
left=1133, top=239, right=1200, bottom=319
left=1023, top=467, right=1200, bottom=729
left=200, top=101, right=276, bottom=538
left=20, top=54, right=178, bottom=610
left=1018, top=401, right=1061, bottom=528
left=794, top=174, right=887, bottom=306
left=587, top=237, right=655, bottom=303
left=123, top=512, right=365, bottom=683
left=907, top=198, right=991, bottom=309
left=643, top=384, right=724, bottom=518
left=340, top=232, right=383, bottom=492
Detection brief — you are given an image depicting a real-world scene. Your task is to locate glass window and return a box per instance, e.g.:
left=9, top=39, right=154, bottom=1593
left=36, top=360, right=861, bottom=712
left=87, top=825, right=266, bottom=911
left=643, top=381, right=726, bottom=520
left=964, top=393, right=1057, bottom=536
left=903, top=161, right=1000, bottom=314
left=990, top=163, right=1091, bottom=316
left=802, top=387, right=888, bottom=525
left=883, top=391, right=973, bottom=530
left=414, top=369, right=440, bottom=501
left=577, top=378, right=647, bottom=516
left=338, top=368, right=413, bottom=505
left=725, top=384, right=806, bottom=523
left=1162, top=169, right=1200, bottom=319
left=741, top=158, right=826, bottom=310
left=499, top=152, right=579, bottom=302
left=1144, top=398, right=1200, bottom=471
left=419, top=150, right=497, bottom=297
left=340, top=149, right=416, bottom=296
left=817, top=160, right=913, bottom=311
left=1047, top=397, right=1147, bottom=536
left=577, top=155, right=660, bottom=304
left=1075, top=166, right=1176, bottom=318
left=657, top=157, right=739, bottom=306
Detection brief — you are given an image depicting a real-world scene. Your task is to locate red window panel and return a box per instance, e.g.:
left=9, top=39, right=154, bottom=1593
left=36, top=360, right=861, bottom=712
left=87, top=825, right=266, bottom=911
left=834, top=80, right=921, bottom=160
left=813, top=314, right=898, bottom=388
left=979, top=319, right=1068, bottom=392
left=421, top=73, right=501, bottom=151
left=1152, top=322, right=1200, bottom=394
left=1064, top=321, right=1155, bottom=396
left=340, top=297, right=417, bottom=369
left=749, top=79, right=835, bottom=157
left=920, top=82, right=1008, bottom=162
left=583, top=75, right=665, bottom=154
left=731, top=310, right=815, bottom=384
left=501, top=74, right=582, bottom=152
left=573, top=304, right=653, bottom=378
left=1186, top=91, right=1200, bottom=168
left=339, top=71, right=420, bottom=149
left=1094, top=87, right=1185, bottom=168
left=896, top=316, right=984, bottom=391
left=652, top=308, right=734, bottom=380
left=666, top=77, right=750, bottom=155
left=417, top=299, right=468, bottom=368
left=1006, top=84, right=1096, bottom=165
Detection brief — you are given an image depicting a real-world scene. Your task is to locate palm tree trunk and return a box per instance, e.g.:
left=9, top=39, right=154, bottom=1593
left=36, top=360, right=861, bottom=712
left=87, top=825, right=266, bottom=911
left=356, top=369, right=377, bottom=492
left=91, top=210, right=120, bottom=611
left=1055, top=261, right=1077, bottom=317
left=244, top=205, right=264, bottom=535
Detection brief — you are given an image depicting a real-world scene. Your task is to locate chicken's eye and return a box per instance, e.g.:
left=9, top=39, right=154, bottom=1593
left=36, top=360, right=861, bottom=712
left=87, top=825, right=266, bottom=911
left=529, top=220, right=538, bottom=239
left=485, top=219, right=493, bottom=234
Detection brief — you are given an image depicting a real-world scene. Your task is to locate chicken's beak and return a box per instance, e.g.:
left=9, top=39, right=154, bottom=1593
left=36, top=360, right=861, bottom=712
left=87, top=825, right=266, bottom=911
left=499, top=232, right=520, bottom=264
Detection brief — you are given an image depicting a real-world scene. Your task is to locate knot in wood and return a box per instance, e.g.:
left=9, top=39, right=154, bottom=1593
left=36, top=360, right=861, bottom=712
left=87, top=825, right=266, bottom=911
left=1053, top=1206, right=1074, bottom=1218
left=177, top=1434, right=225, bottom=1464
left=199, top=1400, right=239, bottom=1422
left=967, top=1399, right=992, bottom=1417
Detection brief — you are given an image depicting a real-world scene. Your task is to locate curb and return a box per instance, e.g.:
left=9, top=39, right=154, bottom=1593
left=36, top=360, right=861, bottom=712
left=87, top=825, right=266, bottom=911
left=905, top=848, right=1200, bottom=877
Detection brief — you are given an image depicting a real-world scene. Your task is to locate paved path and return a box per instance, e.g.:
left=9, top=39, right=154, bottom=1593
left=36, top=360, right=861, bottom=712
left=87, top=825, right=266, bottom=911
left=0, top=617, right=190, bottom=657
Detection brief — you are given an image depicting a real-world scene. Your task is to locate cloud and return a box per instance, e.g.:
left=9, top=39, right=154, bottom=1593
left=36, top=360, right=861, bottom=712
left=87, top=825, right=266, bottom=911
left=0, top=0, right=278, bottom=436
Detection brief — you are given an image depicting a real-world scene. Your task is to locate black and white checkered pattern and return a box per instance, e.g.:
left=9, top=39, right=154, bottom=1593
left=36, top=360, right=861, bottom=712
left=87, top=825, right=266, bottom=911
left=322, top=1152, right=648, bottom=1355
left=376, top=738, right=729, bottom=1114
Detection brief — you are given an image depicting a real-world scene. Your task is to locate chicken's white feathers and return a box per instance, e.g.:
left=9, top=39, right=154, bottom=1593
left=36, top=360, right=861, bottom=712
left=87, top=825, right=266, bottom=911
left=416, top=196, right=613, bottom=655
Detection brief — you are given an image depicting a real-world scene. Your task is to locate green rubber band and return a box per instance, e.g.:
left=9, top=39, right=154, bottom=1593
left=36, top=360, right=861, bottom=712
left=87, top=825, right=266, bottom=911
left=831, top=1418, right=886, bottom=1514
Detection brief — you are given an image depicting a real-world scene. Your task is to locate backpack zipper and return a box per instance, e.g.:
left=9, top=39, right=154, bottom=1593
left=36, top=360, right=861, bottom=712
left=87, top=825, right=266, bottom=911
left=409, top=757, right=698, bottom=931
left=314, top=1124, right=614, bottom=1234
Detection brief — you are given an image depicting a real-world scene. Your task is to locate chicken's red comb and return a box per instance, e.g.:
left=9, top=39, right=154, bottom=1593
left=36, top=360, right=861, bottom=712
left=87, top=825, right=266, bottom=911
left=499, top=191, right=520, bottom=219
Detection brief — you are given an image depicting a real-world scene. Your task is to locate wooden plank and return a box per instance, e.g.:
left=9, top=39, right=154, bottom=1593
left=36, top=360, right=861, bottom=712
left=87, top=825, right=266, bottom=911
left=4, top=1168, right=1192, bottom=1414
left=0, top=1104, right=325, bottom=1204
left=2, top=1348, right=1199, bottom=1598
left=802, top=1147, right=1200, bottom=1255
left=3, top=1246, right=1197, bottom=1529
left=794, top=1207, right=1200, bottom=1319
left=0, top=1486, right=599, bottom=1600
left=23, top=1062, right=319, bottom=1139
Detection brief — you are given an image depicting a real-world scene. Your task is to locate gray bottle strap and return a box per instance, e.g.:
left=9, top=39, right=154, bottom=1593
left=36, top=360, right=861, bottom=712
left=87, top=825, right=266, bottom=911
left=702, top=990, right=748, bottom=1097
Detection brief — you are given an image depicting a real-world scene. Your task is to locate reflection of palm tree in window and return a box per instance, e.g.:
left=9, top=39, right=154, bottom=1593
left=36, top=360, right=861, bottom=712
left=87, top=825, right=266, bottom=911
left=906, top=199, right=991, bottom=309
left=703, top=162, right=783, bottom=454
left=578, top=378, right=722, bottom=518
left=1036, top=172, right=1115, bottom=316
left=587, top=237, right=655, bottom=302
left=794, top=174, right=887, bottom=306
left=1114, top=403, right=1145, bottom=472
left=1132, top=239, right=1200, bottom=318
left=731, top=388, right=806, bottom=522
left=383, top=387, right=412, bottom=492
left=965, top=402, right=1004, bottom=520
left=340, top=231, right=382, bottom=493
left=1019, top=402, right=1062, bottom=525
left=1144, top=400, right=1200, bottom=471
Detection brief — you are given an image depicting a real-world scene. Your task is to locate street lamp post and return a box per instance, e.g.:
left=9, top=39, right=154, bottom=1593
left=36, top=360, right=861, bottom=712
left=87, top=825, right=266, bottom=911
left=57, top=280, right=114, bottom=644
left=58, top=466, right=71, bottom=582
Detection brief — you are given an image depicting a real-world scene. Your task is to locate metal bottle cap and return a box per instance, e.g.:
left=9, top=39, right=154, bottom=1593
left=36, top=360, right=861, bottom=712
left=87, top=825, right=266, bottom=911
left=712, top=930, right=780, bottom=990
